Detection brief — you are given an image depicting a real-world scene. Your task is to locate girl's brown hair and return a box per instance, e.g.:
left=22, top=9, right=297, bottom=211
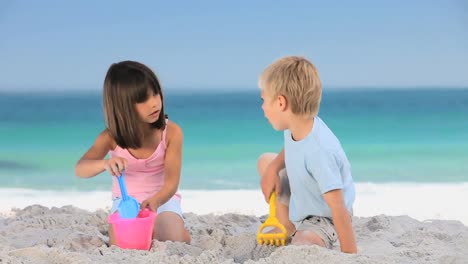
left=103, top=61, right=166, bottom=149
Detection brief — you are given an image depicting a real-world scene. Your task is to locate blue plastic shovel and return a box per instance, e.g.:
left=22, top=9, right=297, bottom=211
left=116, top=172, right=140, bottom=219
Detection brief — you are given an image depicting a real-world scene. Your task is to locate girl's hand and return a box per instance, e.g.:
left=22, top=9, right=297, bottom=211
left=104, top=156, right=128, bottom=176
left=140, top=196, right=159, bottom=212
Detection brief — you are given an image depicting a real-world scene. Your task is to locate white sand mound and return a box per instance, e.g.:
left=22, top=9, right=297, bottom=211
left=0, top=205, right=467, bottom=264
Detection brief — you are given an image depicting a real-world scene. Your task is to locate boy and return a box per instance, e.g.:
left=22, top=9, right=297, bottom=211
left=257, top=56, right=357, bottom=253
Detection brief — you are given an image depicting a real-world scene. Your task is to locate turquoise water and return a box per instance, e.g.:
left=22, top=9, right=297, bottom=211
left=1, top=88, right=467, bottom=190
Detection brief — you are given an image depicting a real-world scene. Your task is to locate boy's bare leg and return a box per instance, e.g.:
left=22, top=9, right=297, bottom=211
left=257, top=153, right=296, bottom=236
left=275, top=199, right=296, bottom=236
left=291, top=231, right=326, bottom=247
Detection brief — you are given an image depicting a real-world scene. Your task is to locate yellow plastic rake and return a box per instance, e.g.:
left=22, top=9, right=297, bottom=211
left=256, top=192, right=288, bottom=246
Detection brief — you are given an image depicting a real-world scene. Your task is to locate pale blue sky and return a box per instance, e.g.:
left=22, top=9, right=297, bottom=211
left=1, top=0, right=467, bottom=91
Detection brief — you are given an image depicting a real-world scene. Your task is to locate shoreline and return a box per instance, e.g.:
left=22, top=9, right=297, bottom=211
left=1, top=182, right=468, bottom=226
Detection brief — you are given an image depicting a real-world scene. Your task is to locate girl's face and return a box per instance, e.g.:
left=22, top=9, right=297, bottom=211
left=135, top=89, right=162, bottom=124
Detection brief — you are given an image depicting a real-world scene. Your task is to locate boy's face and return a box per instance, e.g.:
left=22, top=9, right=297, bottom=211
left=261, top=90, right=288, bottom=131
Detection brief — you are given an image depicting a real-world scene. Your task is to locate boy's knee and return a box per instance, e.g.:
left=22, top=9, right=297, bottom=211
left=257, top=152, right=276, bottom=163
left=257, top=153, right=277, bottom=174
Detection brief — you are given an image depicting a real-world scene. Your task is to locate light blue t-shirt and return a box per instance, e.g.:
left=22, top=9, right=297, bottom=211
left=284, top=116, right=355, bottom=222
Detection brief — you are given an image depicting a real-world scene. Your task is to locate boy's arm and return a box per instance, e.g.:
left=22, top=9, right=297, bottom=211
left=260, top=149, right=285, bottom=201
left=75, top=130, right=114, bottom=178
left=323, top=189, right=357, bottom=253
left=141, top=123, right=183, bottom=211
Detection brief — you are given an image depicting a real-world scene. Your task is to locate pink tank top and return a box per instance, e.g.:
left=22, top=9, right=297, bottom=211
left=109, top=121, right=181, bottom=203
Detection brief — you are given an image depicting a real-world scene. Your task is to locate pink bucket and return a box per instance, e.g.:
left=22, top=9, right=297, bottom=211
left=107, top=209, right=157, bottom=250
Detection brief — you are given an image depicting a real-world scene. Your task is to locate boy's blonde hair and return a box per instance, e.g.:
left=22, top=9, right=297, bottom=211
left=259, top=56, right=322, bottom=116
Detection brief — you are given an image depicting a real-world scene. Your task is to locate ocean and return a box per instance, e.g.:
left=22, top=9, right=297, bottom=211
left=1, top=88, right=467, bottom=192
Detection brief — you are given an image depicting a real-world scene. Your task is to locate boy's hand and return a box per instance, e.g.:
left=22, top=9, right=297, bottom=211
left=260, top=166, right=281, bottom=203
left=104, top=157, right=127, bottom=176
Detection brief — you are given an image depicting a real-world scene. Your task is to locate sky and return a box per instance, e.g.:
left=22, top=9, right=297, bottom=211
left=0, top=0, right=467, bottom=92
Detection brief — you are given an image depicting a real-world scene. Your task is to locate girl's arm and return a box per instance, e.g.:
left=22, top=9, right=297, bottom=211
left=323, top=189, right=357, bottom=253
left=141, top=122, right=183, bottom=211
left=75, top=130, right=116, bottom=178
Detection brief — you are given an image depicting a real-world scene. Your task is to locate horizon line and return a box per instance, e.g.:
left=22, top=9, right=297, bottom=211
left=1, top=86, right=468, bottom=94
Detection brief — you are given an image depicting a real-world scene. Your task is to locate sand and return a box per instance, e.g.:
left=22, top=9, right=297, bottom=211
left=0, top=205, right=467, bottom=264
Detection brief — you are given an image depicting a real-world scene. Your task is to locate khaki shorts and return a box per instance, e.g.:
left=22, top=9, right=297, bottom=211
left=277, top=169, right=338, bottom=249
left=294, top=216, right=338, bottom=248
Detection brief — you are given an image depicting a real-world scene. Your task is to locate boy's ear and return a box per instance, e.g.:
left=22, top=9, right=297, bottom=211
left=277, top=95, right=288, bottom=111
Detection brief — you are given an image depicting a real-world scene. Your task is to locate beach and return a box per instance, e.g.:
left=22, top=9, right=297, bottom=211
left=1, top=185, right=468, bottom=264
left=2, top=0, right=468, bottom=261
left=1, top=90, right=467, bottom=263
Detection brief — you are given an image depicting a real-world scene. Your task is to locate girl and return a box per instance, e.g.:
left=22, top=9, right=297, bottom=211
left=75, top=60, right=191, bottom=245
